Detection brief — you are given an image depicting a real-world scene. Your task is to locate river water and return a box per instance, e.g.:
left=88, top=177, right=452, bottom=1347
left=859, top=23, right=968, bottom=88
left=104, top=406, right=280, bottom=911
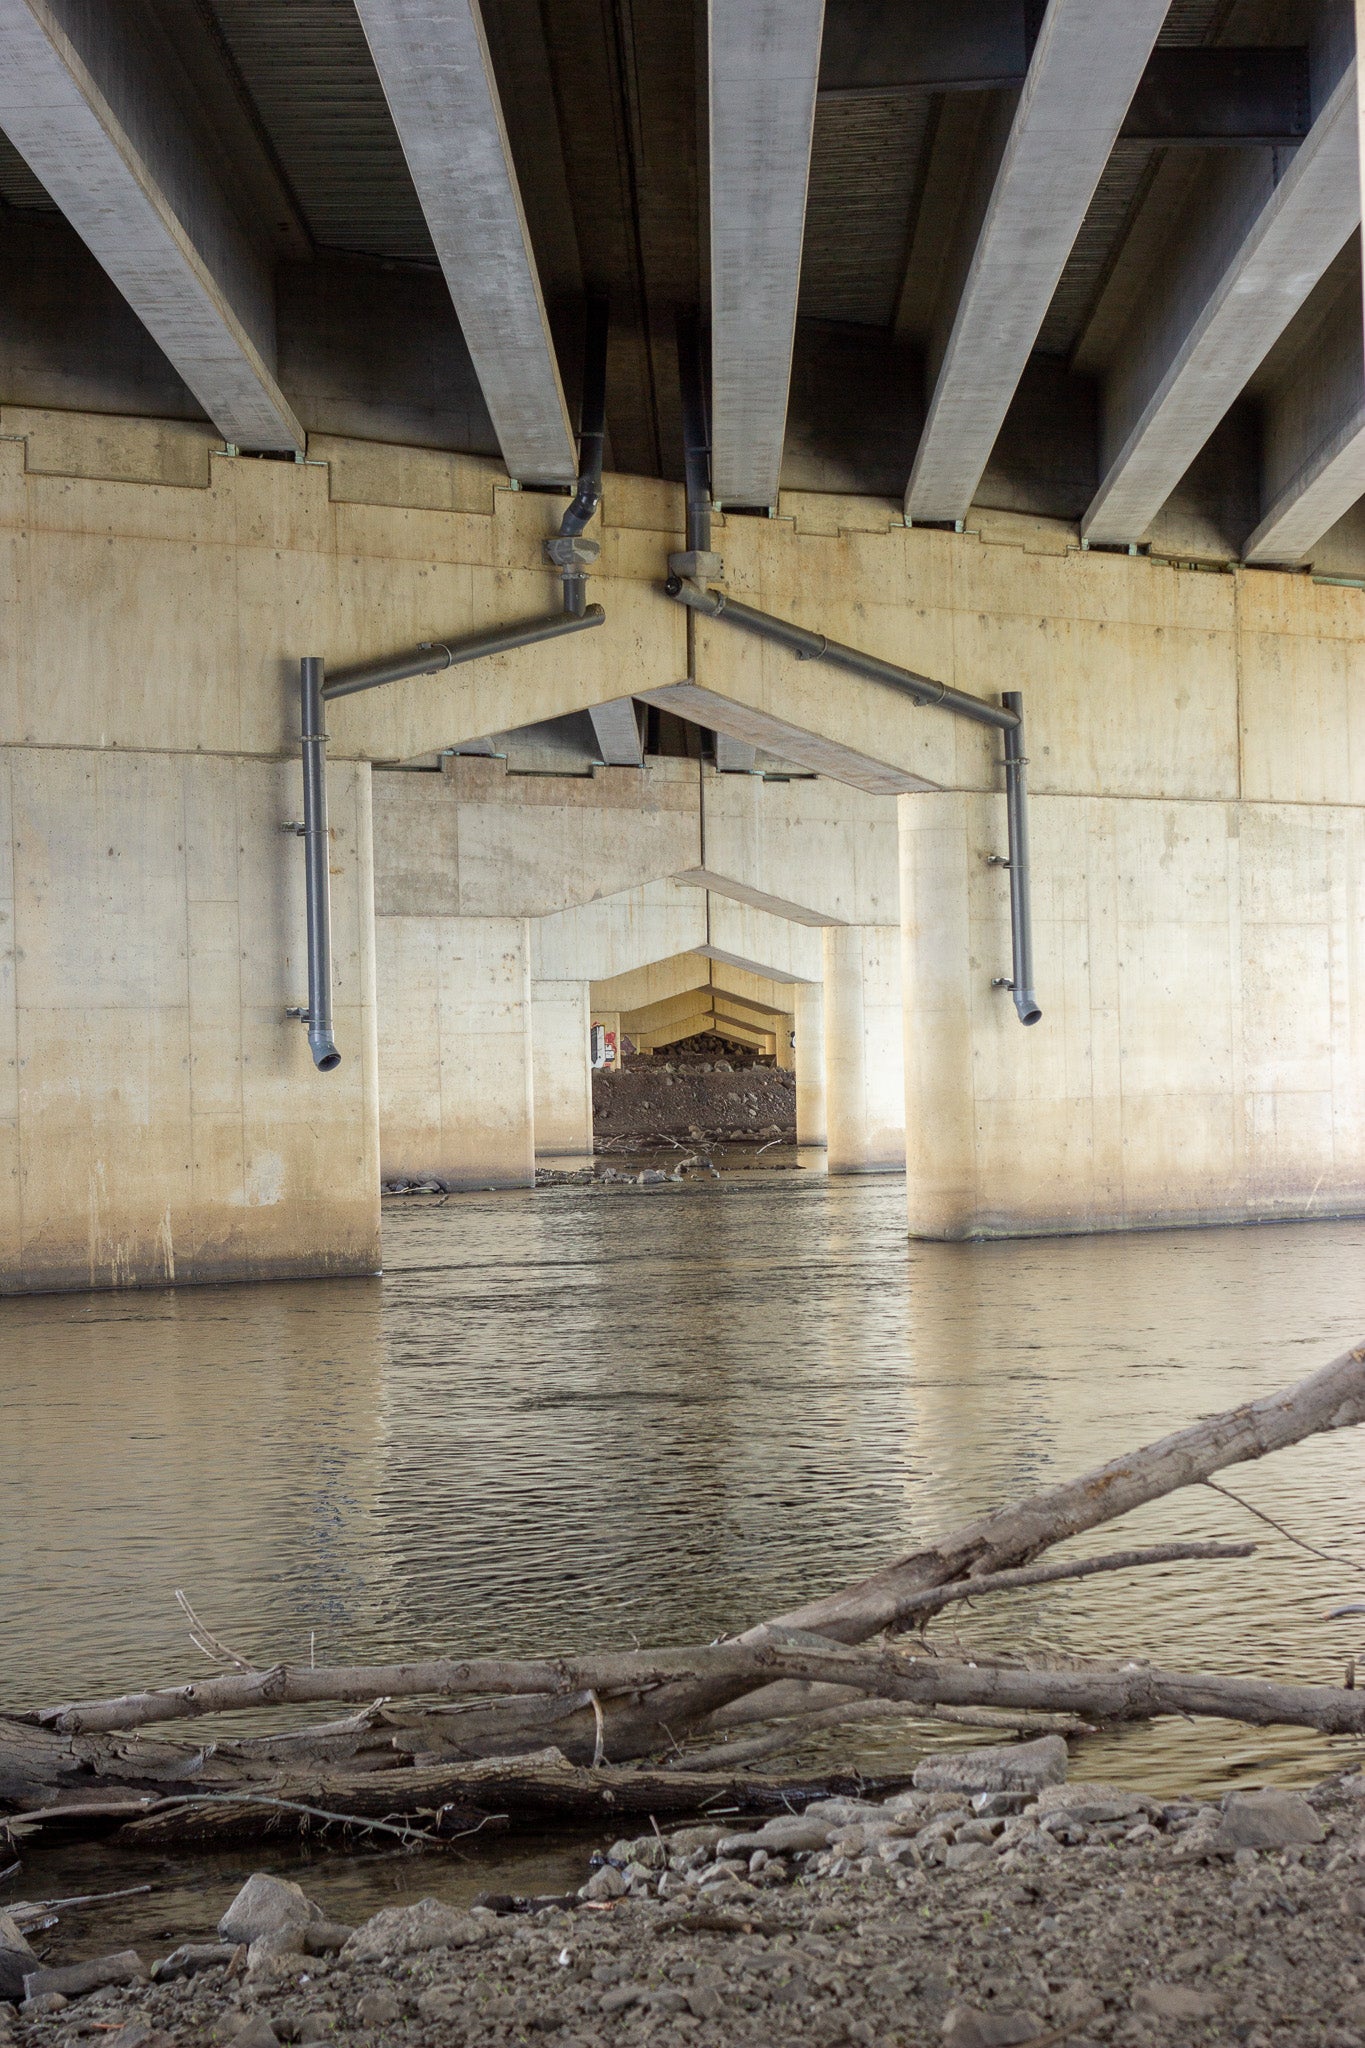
left=3, top=1176, right=1365, bottom=1943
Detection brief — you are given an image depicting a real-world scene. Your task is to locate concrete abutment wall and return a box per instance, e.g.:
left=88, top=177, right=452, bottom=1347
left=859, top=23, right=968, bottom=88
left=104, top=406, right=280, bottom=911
left=1, top=408, right=1363, bottom=1286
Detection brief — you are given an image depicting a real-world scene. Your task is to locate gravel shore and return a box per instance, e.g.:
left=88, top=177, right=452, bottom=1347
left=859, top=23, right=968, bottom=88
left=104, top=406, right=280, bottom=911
left=5, top=1750, right=1365, bottom=2048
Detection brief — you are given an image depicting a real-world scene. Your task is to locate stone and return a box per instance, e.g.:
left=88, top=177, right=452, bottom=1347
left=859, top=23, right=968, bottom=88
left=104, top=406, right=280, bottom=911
left=219, top=1875, right=322, bottom=1946
left=942, top=2004, right=1044, bottom=2045
left=0, top=1955, right=27, bottom=2005
left=343, top=1896, right=486, bottom=1960
left=600, top=1984, right=643, bottom=2013
left=152, top=1942, right=238, bottom=1982
left=944, top=1841, right=994, bottom=1869
left=22, top=1951, right=148, bottom=2001
left=686, top=1984, right=725, bottom=2020
left=1034, top=1783, right=1157, bottom=1824
left=664, top=1826, right=731, bottom=1854
left=0, top=1919, right=33, bottom=1962
left=106, top=2025, right=176, bottom=2048
left=1133, top=1983, right=1223, bottom=2020
left=804, top=1798, right=895, bottom=1825
left=716, top=1816, right=834, bottom=1855
left=580, top=1865, right=629, bottom=1902
left=229, top=2021, right=280, bottom=2048
left=1216, top=1789, right=1325, bottom=1850
left=301, top=1922, right=354, bottom=1955
left=355, top=1987, right=402, bottom=2026
left=914, top=1737, right=1068, bottom=1796
left=247, top=1927, right=307, bottom=1972
left=19, top=1993, right=66, bottom=2016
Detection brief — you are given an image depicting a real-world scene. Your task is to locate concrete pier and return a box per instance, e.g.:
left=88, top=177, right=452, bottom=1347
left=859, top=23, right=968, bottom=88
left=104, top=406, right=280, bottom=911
left=822, top=927, right=906, bottom=1176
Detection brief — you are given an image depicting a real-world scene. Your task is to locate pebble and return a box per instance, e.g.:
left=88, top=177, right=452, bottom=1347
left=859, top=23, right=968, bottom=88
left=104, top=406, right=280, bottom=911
left=1217, top=1787, right=1326, bottom=1850
left=342, top=1897, right=486, bottom=1960
left=219, top=1877, right=321, bottom=1948
left=913, top=1735, right=1069, bottom=1795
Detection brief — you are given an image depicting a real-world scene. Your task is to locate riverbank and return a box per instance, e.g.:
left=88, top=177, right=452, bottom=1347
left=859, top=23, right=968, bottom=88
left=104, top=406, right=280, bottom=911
left=7, top=1757, right=1364, bottom=2048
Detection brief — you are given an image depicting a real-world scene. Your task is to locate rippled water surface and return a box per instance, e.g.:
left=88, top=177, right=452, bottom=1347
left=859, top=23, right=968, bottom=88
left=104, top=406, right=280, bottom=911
left=4, top=1179, right=1365, bottom=1935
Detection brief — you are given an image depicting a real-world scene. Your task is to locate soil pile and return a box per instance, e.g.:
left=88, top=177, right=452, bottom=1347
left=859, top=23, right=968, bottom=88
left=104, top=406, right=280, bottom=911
left=594, top=1040, right=795, bottom=1147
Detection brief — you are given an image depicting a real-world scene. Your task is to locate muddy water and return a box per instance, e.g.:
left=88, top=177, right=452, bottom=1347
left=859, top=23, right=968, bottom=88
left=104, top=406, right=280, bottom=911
left=3, top=1177, right=1365, bottom=1946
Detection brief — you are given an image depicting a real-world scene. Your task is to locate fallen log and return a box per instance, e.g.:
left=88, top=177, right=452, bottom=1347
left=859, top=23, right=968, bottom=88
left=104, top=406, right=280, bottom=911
left=11, top=1336, right=1365, bottom=1811
left=109, top=1749, right=913, bottom=1847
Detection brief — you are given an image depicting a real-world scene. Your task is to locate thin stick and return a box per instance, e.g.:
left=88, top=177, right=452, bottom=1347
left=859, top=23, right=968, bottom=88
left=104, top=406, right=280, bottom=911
left=895, top=1540, right=1256, bottom=1622
left=668, top=1699, right=1096, bottom=1771
left=6, top=1885, right=152, bottom=1924
left=588, top=1689, right=607, bottom=1768
left=174, top=1591, right=256, bottom=1674
left=125, top=1793, right=492, bottom=1849
left=0, top=1861, right=21, bottom=1887
left=1203, top=1481, right=1365, bottom=1576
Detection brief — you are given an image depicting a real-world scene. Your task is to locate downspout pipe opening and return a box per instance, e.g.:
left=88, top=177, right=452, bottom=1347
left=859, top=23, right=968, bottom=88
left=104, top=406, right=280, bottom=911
left=548, top=296, right=609, bottom=616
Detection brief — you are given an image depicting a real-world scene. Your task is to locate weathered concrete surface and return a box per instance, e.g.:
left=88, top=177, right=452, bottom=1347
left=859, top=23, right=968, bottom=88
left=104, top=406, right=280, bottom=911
left=823, top=926, right=905, bottom=1175
left=531, top=979, right=592, bottom=1158
left=4, top=410, right=1365, bottom=1275
left=0, top=749, right=380, bottom=1291
left=793, top=981, right=827, bottom=1148
left=901, top=788, right=1365, bottom=1237
left=375, top=916, right=533, bottom=1189
left=373, top=757, right=698, bottom=919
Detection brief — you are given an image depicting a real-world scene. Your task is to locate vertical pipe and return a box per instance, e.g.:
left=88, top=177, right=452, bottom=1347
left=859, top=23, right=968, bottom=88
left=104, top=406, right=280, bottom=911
left=676, top=312, right=712, bottom=554
left=558, top=294, right=610, bottom=616
left=300, top=656, right=341, bottom=1071
left=1002, top=690, right=1041, bottom=1026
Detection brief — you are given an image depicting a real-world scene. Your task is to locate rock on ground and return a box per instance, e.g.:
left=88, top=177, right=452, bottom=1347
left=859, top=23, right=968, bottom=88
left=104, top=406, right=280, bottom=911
left=7, top=1769, right=1365, bottom=2048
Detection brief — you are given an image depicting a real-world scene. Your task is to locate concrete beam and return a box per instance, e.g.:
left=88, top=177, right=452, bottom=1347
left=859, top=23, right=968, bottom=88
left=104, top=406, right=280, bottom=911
left=352, top=0, right=577, bottom=487
left=588, top=698, right=644, bottom=766
left=637, top=682, right=940, bottom=795
left=905, top=0, right=1169, bottom=525
left=709, top=0, right=825, bottom=507
left=675, top=868, right=843, bottom=928
left=0, top=0, right=302, bottom=451
left=1244, top=264, right=1365, bottom=566
left=1084, top=63, right=1360, bottom=547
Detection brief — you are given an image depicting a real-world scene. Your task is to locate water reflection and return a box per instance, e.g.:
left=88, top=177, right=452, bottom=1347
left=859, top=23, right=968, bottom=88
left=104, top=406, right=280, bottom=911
left=3, top=1181, right=1365, bottom=1802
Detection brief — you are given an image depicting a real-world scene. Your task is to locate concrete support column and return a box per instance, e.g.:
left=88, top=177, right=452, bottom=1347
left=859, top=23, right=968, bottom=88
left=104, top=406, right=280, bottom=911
left=376, top=915, right=534, bottom=1189
left=822, top=927, right=905, bottom=1174
left=792, top=982, right=827, bottom=1148
left=531, top=979, right=593, bottom=1158
left=1, top=747, right=381, bottom=1292
left=898, top=795, right=980, bottom=1235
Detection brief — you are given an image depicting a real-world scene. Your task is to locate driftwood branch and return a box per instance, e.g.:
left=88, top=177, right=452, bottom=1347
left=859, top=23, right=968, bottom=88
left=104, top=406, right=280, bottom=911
left=10, top=1334, right=1365, bottom=1836
left=889, top=1541, right=1255, bottom=1622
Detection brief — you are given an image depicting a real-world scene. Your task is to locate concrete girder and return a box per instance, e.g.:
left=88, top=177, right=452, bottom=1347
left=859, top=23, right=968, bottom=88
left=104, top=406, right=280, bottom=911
left=636, top=681, right=939, bottom=795
left=351, top=0, right=577, bottom=488
left=1243, top=252, right=1365, bottom=566
left=708, top=0, right=825, bottom=507
left=1083, top=63, right=1360, bottom=549
left=0, top=0, right=302, bottom=451
left=674, top=867, right=844, bottom=929
left=588, top=698, right=645, bottom=766
left=904, top=0, right=1170, bottom=526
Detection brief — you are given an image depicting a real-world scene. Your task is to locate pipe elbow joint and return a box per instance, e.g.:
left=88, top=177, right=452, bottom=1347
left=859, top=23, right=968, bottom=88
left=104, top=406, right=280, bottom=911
left=309, top=1026, right=341, bottom=1072
left=1013, top=990, right=1042, bottom=1027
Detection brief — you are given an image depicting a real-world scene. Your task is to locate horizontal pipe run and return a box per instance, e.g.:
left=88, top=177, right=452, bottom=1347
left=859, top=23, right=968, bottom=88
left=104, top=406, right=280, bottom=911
left=665, top=578, right=1017, bottom=731
left=322, top=606, right=606, bottom=700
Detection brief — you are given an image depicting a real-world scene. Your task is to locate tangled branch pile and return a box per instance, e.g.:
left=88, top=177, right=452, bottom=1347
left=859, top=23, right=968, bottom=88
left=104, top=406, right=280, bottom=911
left=4, top=1337, right=1363, bottom=1855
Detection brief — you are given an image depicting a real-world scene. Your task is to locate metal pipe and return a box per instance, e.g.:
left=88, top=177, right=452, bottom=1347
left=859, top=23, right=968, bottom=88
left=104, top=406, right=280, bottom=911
left=662, top=575, right=1041, bottom=1025
left=321, top=605, right=605, bottom=701
left=665, top=576, right=1017, bottom=731
left=1001, top=690, right=1041, bottom=1026
left=555, top=295, right=609, bottom=616
left=676, top=313, right=711, bottom=555
left=299, top=656, right=340, bottom=1072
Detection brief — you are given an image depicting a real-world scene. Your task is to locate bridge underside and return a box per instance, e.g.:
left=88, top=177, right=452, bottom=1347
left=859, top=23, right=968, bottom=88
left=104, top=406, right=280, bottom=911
left=1, top=1, right=1364, bottom=1288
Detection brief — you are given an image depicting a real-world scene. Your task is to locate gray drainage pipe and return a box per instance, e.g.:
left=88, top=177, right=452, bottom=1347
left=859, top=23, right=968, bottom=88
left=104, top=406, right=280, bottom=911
left=547, top=295, right=609, bottom=616
left=1000, top=690, right=1041, bottom=1026
left=320, top=605, right=604, bottom=700
left=298, top=656, right=340, bottom=1071
left=293, top=607, right=606, bottom=1070
left=663, top=575, right=1041, bottom=1025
